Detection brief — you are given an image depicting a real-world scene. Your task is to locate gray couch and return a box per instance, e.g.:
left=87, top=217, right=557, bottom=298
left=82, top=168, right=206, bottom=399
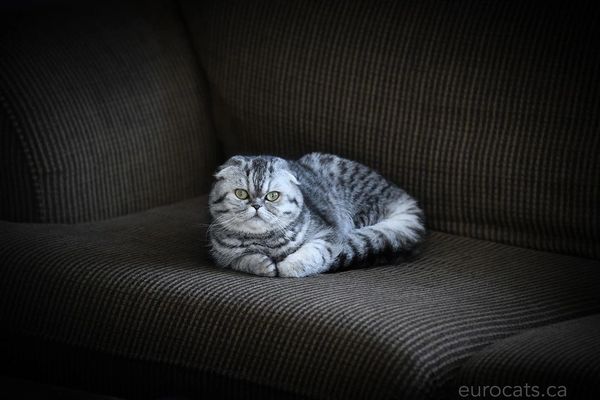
left=1, top=1, right=599, bottom=399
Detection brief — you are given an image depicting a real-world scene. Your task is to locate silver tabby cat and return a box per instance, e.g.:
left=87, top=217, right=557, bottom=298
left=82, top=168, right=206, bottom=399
left=208, top=153, right=424, bottom=277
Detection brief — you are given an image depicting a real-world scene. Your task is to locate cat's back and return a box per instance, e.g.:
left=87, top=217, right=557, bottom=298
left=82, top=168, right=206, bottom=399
left=296, top=152, right=402, bottom=229
left=296, top=152, right=376, bottom=188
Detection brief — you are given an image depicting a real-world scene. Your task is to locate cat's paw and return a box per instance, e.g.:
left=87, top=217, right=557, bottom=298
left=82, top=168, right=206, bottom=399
left=277, top=258, right=313, bottom=278
left=245, top=254, right=277, bottom=277
left=278, top=243, right=334, bottom=277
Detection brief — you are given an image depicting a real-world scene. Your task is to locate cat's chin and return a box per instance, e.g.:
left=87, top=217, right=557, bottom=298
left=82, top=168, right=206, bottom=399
left=239, top=217, right=271, bottom=234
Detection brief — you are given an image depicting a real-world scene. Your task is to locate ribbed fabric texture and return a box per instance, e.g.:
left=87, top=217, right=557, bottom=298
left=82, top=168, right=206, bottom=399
left=182, top=0, right=600, bottom=259
left=455, top=315, right=600, bottom=400
left=0, top=110, right=37, bottom=221
left=0, top=0, right=217, bottom=223
left=1, top=197, right=599, bottom=399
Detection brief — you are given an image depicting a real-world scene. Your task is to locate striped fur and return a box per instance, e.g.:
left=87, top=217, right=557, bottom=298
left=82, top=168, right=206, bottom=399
left=208, top=153, right=425, bottom=277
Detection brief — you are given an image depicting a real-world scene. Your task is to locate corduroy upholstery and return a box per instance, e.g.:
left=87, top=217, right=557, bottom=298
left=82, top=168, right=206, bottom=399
left=455, top=315, right=600, bottom=400
left=2, top=1, right=600, bottom=399
left=0, top=0, right=217, bottom=223
left=1, top=197, right=599, bottom=399
left=182, top=0, right=600, bottom=259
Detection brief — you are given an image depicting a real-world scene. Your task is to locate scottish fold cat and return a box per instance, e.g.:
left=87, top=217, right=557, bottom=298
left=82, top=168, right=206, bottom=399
left=208, top=153, right=424, bottom=277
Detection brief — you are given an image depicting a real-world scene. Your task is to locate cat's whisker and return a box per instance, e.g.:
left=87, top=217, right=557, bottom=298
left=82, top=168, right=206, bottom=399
left=206, top=153, right=424, bottom=277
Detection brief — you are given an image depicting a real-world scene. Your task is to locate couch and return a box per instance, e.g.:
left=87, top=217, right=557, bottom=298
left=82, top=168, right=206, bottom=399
left=1, top=1, right=599, bottom=399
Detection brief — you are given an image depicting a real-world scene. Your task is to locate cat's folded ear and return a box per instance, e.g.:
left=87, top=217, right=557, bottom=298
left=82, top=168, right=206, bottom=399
left=283, top=171, right=300, bottom=186
left=214, top=166, right=235, bottom=180
left=271, top=158, right=300, bottom=185
left=214, top=156, right=246, bottom=179
left=221, top=155, right=246, bottom=167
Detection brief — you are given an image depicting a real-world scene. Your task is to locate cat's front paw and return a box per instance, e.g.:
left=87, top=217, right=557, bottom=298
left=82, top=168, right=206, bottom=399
left=252, top=255, right=277, bottom=277
left=277, top=258, right=313, bottom=278
left=233, top=253, right=277, bottom=277
left=277, top=243, right=334, bottom=277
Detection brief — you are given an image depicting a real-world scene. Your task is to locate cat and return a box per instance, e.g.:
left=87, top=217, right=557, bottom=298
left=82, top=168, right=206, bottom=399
left=208, top=153, right=425, bottom=277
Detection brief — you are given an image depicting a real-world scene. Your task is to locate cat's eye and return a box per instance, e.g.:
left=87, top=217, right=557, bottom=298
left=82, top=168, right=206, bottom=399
left=265, top=191, right=280, bottom=202
left=234, top=189, right=249, bottom=200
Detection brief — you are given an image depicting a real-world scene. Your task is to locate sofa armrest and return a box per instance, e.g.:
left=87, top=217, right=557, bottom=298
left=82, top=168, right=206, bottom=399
left=0, top=0, right=217, bottom=223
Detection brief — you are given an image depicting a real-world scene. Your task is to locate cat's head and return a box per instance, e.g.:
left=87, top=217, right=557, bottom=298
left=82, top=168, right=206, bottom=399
left=209, top=156, right=303, bottom=235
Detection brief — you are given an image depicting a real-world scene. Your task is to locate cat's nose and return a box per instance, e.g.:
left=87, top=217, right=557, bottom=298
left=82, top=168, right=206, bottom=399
left=251, top=203, right=261, bottom=210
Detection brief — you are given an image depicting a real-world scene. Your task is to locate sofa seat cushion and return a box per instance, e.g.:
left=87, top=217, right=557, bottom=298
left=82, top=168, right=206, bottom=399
left=1, top=196, right=599, bottom=399
left=455, top=314, right=600, bottom=400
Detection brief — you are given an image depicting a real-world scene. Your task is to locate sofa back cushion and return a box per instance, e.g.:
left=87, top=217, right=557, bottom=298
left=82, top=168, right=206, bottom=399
left=184, top=0, right=600, bottom=259
left=0, top=0, right=217, bottom=223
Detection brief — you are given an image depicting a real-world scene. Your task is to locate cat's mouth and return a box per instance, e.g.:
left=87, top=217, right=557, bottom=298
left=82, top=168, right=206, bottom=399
left=247, top=212, right=264, bottom=221
left=241, top=212, right=272, bottom=233
left=245, top=208, right=273, bottom=224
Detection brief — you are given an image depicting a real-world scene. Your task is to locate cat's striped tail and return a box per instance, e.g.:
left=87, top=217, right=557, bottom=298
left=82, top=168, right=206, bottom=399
left=335, top=192, right=425, bottom=269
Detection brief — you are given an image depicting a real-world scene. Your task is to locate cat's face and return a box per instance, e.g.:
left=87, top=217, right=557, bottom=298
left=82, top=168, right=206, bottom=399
left=209, top=156, right=303, bottom=235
